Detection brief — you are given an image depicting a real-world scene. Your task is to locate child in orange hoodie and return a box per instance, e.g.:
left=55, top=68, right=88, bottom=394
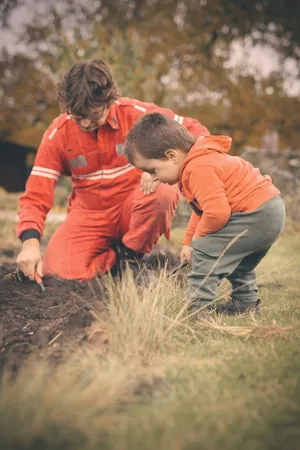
left=125, top=113, right=286, bottom=314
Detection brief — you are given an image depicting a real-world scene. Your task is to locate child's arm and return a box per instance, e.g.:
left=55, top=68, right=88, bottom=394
left=189, top=166, right=231, bottom=238
left=183, top=212, right=200, bottom=245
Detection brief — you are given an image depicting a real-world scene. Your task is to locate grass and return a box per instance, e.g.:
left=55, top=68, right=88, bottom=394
left=0, top=220, right=59, bottom=254
left=0, top=184, right=70, bottom=213
left=1, top=227, right=300, bottom=449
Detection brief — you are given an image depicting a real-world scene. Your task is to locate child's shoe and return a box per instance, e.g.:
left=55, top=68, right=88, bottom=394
left=186, top=301, right=215, bottom=319
left=215, top=298, right=261, bottom=315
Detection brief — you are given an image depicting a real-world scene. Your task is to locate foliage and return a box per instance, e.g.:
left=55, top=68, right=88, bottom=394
left=0, top=52, right=59, bottom=145
left=1, top=0, right=300, bottom=152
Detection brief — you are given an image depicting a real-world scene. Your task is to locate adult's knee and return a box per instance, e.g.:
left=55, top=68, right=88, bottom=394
left=139, top=184, right=180, bottom=220
left=154, top=183, right=180, bottom=208
left=44, top=247, right=116, bottom=280
left=43, top=245, right=72, bottom=279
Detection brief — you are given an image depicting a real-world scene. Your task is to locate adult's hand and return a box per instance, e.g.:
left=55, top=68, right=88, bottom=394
left=180, top=245, right=193, bottom=264
left=16, top=238, right=43, bottom=281
left=140, top=172, right=159, bottom=195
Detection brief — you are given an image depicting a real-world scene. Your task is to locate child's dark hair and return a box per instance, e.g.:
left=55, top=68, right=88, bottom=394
left=125, top=113, right=196, bottom=163
left=56, top=59, right=118, bottom=115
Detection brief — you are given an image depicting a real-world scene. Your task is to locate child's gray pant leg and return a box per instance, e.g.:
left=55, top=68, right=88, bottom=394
left=187, top=244, right=223, bottom=304
left=227, top=247, right=271, bottom=303
left=187, top=235, right=249, bottom=304
left=187, top=196, right=285, bottom=305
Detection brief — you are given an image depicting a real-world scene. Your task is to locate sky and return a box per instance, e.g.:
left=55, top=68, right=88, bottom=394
left=228, top=38, right=300, bottom=97
left=1, top=3, right=300, bottom=96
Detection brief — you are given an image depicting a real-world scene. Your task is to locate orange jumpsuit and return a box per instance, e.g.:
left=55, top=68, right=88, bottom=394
left=18, top=97, right=209, bottom=280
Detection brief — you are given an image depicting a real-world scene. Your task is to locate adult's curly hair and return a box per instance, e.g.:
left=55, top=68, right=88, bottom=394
left=56, top=59, right=118, bottom=114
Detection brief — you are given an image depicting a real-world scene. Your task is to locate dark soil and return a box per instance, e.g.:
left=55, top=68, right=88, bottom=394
left=0, top=263, right=104, bottom=376
left=0, top=246, right=179, bottom=377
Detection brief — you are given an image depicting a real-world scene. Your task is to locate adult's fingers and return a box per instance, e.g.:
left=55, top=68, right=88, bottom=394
left=36, top=259, right=43, bottom=278
left=26, top=261, right=36, bottom=280
left=17, top=256, right=37, bottom=281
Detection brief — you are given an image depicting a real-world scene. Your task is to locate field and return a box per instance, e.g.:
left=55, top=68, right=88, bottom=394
left=0, top=212, right=300, bottom=449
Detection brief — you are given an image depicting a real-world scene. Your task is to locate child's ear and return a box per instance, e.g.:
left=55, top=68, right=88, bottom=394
left=165, top=149, right=179, bottom=162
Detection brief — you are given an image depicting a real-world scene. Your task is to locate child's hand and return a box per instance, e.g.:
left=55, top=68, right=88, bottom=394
left=140, top=172, right=159, bottom=195
left=180, top=245, right=193, bottom=264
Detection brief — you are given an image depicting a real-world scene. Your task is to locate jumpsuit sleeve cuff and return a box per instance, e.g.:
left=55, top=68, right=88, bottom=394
left=20, top=229, right=41, bottom=243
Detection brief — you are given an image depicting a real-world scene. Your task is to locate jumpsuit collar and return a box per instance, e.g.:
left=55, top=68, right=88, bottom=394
left=105, top=103, right=119, bottom=130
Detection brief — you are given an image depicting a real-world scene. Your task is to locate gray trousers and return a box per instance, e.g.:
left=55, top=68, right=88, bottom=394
left=188, top=196, right=286, bottom=305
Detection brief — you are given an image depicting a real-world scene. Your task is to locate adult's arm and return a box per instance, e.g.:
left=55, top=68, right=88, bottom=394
left=17, top=122, right=65, bottom=279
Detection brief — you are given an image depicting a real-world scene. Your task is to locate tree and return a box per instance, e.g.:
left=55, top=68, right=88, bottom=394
left=1, top=0, right=300, bottom=151
left=0, top=52, right=58, bottom=146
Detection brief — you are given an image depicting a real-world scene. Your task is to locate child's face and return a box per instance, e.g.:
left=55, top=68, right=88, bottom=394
left=133, top=149, right=185, bottom=185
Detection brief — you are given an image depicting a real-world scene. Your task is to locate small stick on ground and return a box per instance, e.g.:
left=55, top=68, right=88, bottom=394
left=48, top=332, right=63, bottom=346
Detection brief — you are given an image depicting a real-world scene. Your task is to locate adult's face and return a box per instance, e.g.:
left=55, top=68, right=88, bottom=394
left=68, top=106, right=109, bottom=132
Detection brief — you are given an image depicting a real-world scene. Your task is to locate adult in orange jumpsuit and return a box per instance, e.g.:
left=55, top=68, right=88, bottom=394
left=16, top=59, right=209, bottom=281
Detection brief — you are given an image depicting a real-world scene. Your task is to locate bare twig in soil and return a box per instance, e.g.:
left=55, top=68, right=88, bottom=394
left=48, top=332, right=63, bottom=346
left=12, top=290, right=31, bottom=297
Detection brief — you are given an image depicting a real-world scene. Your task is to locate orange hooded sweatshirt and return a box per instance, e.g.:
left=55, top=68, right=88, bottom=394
left=180, top=135, right=280, bottom=245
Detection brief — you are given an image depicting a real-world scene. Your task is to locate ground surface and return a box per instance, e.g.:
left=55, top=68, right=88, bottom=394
left=1, top=215, right=300, bottom=450
left=0, top=264, right=100, bottom=374
left=0, top=246, right=179, bottom=376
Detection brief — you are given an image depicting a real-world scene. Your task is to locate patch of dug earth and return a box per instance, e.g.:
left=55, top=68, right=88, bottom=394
left=0, top=263, right=107, bottom=377
left=0, top=245, right=179, bottom=377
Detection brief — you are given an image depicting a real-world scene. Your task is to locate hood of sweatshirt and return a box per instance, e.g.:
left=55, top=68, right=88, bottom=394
left=181, top=135, right=232, bottom=173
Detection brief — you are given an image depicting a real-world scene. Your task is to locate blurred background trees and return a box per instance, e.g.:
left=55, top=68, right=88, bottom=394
left=1, top=0, right=300, bottom=153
